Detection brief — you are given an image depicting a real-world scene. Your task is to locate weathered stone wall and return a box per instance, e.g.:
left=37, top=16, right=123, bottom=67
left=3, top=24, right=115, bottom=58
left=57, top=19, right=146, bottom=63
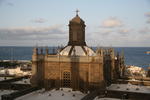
left=31, top=48, right=125, bottom=92
left=32, top=54, right=104, bottom=92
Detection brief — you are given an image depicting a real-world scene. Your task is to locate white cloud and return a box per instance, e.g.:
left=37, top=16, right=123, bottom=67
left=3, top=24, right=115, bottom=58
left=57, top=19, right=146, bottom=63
left=86, top=27, right=150, bottom=47
left=0, top=25, right=68, bottom=46
left=145, top=12, right=150, bottom=17
left=145, top=12, right=150, bottom=23
left=101, top=17, right=123, bottom=28
left=139, top=27, right=150, bottom=34
left=118, top=29, right=129, bottom=33
left=117, top=29, right=132, bottom=35
left=31, top=18, right=47, bottom=23
left=146, top=18, right=150, bottom=23
left=0, top=0, right=14, bottom=6
left=0, top=24, right=149, bottom=47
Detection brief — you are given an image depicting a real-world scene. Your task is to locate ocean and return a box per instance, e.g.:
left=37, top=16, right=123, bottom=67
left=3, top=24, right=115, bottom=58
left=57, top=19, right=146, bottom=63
left=0, top=46, right=150, bottom=69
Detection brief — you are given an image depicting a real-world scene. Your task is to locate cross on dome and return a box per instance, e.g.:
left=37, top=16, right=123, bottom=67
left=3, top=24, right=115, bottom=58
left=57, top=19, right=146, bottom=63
left=76, top=9, right=79, bottom=16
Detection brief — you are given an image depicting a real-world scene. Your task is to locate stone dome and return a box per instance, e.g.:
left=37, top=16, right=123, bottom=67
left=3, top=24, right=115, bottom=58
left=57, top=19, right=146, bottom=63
left=58, top=46, right=95, bottom=56
left=70, top=15, right=84, bottom=24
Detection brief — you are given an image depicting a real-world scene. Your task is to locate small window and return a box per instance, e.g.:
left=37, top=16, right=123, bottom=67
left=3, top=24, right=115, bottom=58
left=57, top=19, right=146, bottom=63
left=63, top=71, right=71, bottom=87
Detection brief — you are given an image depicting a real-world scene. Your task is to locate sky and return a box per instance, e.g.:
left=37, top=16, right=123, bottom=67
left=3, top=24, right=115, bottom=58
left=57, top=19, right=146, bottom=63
left=0, top=0, right=150, bottom=47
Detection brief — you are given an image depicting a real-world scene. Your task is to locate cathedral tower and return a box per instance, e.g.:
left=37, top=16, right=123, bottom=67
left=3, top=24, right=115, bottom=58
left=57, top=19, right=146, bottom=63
left=68, top=10, right=86, bottom=46
left=31, top=11, right=124, bottom=92
left=59, top=10, right=94, bottom=56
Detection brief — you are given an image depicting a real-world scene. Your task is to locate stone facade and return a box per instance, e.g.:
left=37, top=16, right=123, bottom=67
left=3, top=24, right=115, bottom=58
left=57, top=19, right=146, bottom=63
left=31, top=13, right=124, bottom=92
left=31, top=52, right=105, bottom=92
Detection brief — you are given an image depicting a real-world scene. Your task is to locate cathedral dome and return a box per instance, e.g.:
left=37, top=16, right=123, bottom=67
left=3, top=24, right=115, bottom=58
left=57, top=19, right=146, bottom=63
left=70, top=15, right=84, bottom=24
left=59, top=46, right=95, bottom=56
left=59, top=10, right=94, bottom=56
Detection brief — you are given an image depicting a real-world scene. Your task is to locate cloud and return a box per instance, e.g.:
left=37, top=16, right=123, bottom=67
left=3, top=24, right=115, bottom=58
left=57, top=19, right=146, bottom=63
left=145, top=12, right=150, bottom=23
left=86, top=26, right=150, bottom=47
left=117, top=29, right=132, bottom=35
left=101, top=17, right=123, bottom=28
left=0, top=25, right=149, bottom=47
left=139, top=27, right=150, bottom=34
left=31, top=18, right=48, bottom=23
left=0, top=0, right=14, bottom=6
left=145, top=12, right=150, bottom=17
left=0, top=25, right=68, bottom=46
left=99, top=29, right=114, bottom=36
left=96, top=27, right=131, bottom=37
left=146, top=18, right=150, bottom=23
left=7, top=2, right=13, bottom=6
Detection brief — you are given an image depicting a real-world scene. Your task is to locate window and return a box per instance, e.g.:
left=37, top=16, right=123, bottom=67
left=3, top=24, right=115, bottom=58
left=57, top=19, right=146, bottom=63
left=63, top=71, right=71, bottom=87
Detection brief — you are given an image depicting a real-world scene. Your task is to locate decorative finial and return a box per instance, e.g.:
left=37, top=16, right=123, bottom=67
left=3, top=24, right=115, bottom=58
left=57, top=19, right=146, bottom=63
left=76, top=9, right=79, bottom=16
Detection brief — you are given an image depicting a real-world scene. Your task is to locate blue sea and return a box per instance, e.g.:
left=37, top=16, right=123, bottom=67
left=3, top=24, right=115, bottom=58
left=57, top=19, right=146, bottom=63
left=0, top=46, right=150, bottom=69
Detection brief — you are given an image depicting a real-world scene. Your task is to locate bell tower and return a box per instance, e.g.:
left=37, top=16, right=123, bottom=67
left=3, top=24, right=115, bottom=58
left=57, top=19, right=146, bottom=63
left=68, top=10, right=86, bottom=46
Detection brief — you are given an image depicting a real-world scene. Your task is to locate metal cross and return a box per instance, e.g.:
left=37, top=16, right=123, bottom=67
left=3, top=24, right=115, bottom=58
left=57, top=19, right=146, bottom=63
left=76, top=9, right=79, bottom=16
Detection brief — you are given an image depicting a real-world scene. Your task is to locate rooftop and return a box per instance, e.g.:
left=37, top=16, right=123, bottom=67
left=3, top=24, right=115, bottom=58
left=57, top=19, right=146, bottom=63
left=16, top=88, right=86, bottom=100
left=70, top=15, right=84, bottom=24
left=59, top=46, right=95, bottom=56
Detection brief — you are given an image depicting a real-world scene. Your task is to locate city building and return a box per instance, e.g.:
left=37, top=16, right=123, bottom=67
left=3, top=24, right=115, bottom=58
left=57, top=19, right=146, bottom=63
left=31, top=11, right=124, bottom=92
